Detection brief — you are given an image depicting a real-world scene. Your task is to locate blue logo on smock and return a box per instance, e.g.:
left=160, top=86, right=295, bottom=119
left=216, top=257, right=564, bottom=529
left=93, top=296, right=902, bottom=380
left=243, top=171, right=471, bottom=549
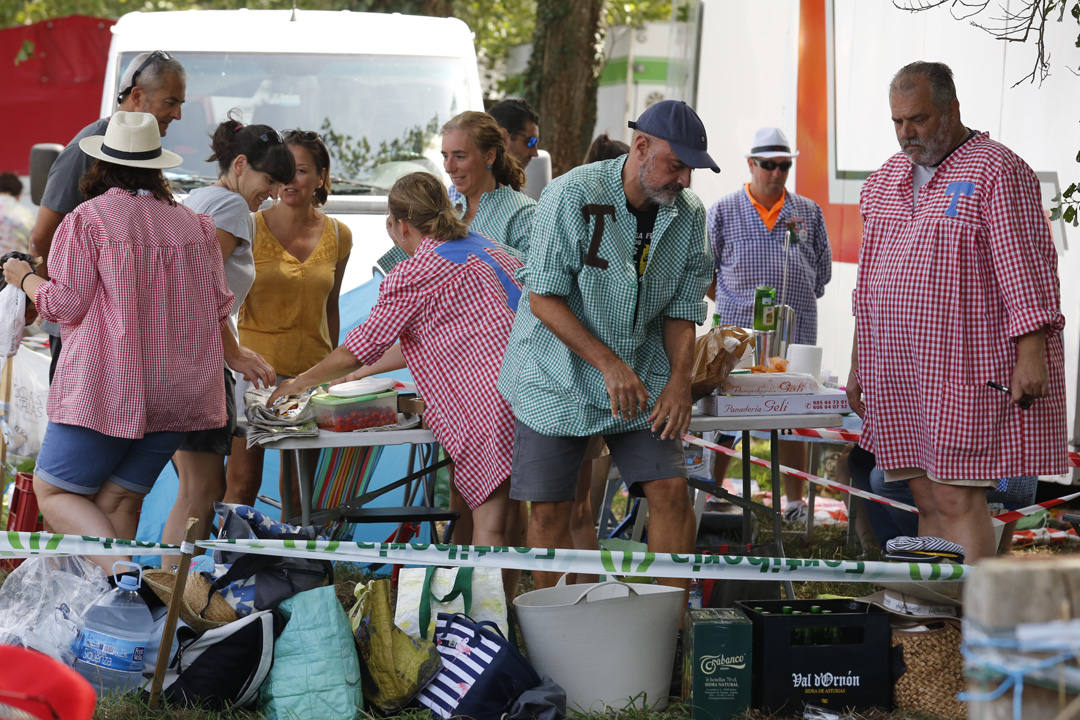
left=944, top=181, right=975, bottom=217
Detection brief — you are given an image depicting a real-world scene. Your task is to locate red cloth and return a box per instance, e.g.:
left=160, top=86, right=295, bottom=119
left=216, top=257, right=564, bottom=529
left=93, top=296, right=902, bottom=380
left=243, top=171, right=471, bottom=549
left=854, top=133, right=1067, bottom=479
left=0, top=15, right=114, bottom=175
left=35, top=188, right=233, bottom=438
left=344, top=235, right=521, bottom=508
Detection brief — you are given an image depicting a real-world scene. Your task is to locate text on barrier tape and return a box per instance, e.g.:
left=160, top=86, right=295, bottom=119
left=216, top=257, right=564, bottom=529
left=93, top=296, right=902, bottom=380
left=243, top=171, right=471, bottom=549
left=0, top=532, right=970, bottom=583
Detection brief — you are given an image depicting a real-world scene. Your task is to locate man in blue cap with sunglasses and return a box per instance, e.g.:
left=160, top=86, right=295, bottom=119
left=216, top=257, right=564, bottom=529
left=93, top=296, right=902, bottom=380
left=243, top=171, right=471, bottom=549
left=499, top=100, right=717, bottom=592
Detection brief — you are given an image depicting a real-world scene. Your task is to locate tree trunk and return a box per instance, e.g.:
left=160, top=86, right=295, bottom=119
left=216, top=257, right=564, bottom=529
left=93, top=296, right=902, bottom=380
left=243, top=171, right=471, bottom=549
left=525, top=0, right=604, bottom=177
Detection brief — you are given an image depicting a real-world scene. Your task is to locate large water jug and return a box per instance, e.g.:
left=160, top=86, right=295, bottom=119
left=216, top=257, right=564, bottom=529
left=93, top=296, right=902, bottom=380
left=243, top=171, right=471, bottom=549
left=72, top=561, right=154, bottom=695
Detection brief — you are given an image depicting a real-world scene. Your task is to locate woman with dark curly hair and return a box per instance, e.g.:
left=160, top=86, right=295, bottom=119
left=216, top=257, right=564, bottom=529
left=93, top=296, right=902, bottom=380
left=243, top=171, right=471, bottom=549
left=226, top=129, right=352, bottom=511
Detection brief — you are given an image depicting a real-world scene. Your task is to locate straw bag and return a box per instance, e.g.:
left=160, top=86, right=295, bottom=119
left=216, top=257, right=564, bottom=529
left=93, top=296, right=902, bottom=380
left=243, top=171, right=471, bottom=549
left=143, top=568, right=237, bottom=633
left=892, top=618, right=966, bottom=719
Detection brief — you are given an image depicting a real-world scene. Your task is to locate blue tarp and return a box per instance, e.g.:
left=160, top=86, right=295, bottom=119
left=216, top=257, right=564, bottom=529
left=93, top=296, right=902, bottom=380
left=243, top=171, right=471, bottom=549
left=135, top=273, right=427, bottom=550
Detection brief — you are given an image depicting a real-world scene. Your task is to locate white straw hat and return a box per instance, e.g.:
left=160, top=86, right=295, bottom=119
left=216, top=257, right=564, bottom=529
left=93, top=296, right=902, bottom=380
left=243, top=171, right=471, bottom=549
left=745, top=126, right=799, bottom=159
left=78, top=111, right=182, bottom=170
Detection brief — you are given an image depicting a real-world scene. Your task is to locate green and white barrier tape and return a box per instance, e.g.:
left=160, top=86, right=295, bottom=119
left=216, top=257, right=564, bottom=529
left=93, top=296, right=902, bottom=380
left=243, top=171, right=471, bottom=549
left=0, top=531, right=177, bottom=557
left=0, top=532, right=970, bottom=583
left=197, top=538, right=970, bottom=583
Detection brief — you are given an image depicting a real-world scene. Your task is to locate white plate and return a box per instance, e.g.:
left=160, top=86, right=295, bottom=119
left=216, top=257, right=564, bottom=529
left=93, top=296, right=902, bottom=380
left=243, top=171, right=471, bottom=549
left=327, top=376, right=397, bottom=397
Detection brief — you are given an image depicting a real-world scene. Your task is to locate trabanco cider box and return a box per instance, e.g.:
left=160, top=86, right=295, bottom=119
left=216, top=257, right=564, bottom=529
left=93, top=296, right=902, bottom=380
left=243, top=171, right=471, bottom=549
left=682, top=608, right=752, bottom=720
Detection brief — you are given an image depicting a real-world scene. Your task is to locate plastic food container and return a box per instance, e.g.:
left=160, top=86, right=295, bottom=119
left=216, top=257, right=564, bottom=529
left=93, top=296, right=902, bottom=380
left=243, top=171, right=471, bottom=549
left=310, top=389, right=398, bottom=432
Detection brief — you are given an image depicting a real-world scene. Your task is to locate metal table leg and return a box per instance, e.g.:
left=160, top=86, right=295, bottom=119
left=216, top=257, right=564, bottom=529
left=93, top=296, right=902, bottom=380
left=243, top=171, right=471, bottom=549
left=771, top=429, right=796, bottom=600
left=741, top=430, right=752, bottom=543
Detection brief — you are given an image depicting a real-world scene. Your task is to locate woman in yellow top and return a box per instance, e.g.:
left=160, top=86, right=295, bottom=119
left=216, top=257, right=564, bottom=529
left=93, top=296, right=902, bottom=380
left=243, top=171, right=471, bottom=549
left=225, top=129, right=352, bottom=509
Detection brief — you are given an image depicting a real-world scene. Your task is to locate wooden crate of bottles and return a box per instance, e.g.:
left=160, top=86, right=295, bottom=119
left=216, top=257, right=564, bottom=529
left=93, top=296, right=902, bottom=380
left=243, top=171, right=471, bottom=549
left=734, top=599, right=892, bottom=713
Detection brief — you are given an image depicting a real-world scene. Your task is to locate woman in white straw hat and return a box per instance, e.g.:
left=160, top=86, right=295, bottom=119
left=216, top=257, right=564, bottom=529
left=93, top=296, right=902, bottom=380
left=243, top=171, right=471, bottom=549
left=2, top=111, right=233, bottom=568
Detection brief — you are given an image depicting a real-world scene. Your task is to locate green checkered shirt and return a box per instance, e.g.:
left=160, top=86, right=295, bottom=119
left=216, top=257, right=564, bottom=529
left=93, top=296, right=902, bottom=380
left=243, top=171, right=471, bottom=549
left=497, top=157, right=713, bottom=436
left=377, top=185, right=535, bottom=272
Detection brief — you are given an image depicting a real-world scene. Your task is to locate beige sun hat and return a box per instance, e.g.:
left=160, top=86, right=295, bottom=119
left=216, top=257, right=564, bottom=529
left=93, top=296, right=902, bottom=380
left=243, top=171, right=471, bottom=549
left=78, top=111, right=182, bottom=170
left=143, top=568, right=238, bottom=633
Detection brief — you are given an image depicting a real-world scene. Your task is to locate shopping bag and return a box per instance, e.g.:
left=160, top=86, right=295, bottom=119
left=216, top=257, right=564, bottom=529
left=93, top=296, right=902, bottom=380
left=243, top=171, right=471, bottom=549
left=205, top=502, right=332, bottom=616
left=417, top=612, right=541, bottom=719
left=394, top=565, right=507, bottom=640
left=348, top=578, right=442, bottom=712
left=0, top=284, right=26, bottom=357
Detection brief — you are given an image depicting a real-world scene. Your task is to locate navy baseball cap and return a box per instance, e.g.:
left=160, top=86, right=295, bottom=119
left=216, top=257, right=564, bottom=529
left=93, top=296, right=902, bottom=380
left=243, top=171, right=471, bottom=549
left=628, top=100, right=720, bottom=173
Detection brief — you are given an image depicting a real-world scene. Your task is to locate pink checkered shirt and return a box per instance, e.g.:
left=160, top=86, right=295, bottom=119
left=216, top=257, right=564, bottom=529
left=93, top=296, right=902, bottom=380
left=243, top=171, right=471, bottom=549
left=344, top=233, right=522, bottom=509
left=35, top=188, right=233, bottom=438
left=854, top=133, right=1067, bottom=479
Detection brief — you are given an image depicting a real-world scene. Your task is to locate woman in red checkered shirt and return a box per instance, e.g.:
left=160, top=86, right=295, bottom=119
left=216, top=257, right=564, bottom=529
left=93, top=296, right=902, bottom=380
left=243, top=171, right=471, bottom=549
left=269, top=172, right=522, bottom=547
left=2, top=112, right=232, bottom=567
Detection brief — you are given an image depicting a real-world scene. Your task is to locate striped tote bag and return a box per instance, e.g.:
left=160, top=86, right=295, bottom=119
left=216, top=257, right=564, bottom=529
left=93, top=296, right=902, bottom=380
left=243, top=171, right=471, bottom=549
left=417, top=612, right=540, bottom=719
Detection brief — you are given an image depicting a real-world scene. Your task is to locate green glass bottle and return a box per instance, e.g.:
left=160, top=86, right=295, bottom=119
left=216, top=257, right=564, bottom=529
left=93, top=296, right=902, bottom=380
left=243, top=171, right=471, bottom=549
left=753, top=286, right=776, bottom=331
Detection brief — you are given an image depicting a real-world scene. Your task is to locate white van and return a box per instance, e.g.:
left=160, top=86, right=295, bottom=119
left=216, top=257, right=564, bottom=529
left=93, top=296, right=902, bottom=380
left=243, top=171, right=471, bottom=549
left=101, top=8, right=484, bottom=293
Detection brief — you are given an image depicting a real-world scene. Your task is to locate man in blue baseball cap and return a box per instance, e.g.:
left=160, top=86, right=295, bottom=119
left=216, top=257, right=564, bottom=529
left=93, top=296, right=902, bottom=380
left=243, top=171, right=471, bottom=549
left=498, top=100, right=717, bottom=594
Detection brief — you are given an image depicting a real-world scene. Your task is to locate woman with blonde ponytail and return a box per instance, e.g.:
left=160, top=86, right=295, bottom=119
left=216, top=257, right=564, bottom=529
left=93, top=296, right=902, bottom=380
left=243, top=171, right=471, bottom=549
left=269, top=172, right=523, bottom=546
left=441, top=110, right=535, bottom=255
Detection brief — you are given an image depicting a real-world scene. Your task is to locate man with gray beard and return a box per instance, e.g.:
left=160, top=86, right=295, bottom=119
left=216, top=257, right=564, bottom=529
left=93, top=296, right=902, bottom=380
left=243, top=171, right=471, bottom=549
left=847, top=61, right=1066, bottom=563
left=498, top=100, right=718, bottom=590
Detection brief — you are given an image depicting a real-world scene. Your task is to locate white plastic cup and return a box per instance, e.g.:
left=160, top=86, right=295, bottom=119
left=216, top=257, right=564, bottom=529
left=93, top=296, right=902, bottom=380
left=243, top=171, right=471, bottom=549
left=787, top=344, right=823, bottom=379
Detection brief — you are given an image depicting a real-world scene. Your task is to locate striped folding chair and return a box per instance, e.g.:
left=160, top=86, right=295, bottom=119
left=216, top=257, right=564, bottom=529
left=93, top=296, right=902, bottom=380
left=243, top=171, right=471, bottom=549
left=310, top=446, right=385, bottom=540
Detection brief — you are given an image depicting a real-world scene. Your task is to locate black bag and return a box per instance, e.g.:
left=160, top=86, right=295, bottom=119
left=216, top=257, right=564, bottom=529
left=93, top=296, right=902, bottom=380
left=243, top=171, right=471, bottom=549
left=149, top=610, right=277, bottom=709
left=205, top=502, right=333, bottom=617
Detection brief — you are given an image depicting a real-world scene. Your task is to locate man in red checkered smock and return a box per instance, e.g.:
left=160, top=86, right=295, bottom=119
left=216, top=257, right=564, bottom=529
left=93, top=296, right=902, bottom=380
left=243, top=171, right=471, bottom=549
left=847, top=61, right=1067, bottom=562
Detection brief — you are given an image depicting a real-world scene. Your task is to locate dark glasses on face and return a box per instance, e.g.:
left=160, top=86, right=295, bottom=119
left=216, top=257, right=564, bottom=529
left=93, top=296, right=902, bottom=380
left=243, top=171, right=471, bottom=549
left=117, top=50, right=172, bottom=103
left=259, top=130, right=284, bottom=145
left=755, top=158, right=792, bottom=172
left=514, top=133, right=539, bottom=148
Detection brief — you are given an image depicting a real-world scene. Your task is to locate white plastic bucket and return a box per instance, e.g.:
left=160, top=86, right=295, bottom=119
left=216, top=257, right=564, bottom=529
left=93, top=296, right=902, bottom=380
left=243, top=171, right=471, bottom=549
left=513, top=577, right=683, bottom=713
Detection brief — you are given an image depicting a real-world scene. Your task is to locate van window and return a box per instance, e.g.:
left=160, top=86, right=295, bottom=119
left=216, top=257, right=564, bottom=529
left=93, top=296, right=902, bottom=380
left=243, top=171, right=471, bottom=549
left=120, top=52, right=472, bottom=194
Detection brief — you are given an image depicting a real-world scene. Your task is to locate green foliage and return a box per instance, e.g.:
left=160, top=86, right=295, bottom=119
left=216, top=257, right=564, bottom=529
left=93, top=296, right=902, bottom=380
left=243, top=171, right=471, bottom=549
left=318, top=114, right=439, bottom=186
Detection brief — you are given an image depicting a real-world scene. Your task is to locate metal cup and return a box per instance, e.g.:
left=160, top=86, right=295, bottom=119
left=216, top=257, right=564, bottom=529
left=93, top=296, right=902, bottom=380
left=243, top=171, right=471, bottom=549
left=752, top=330, right=775, bottom=366
left=774, top=305, right=796, bottom=359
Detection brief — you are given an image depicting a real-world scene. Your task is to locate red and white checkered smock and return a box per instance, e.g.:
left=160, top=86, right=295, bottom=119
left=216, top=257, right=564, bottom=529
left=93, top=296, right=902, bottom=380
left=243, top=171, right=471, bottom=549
left=343, top=232, right=522, bottom=509
left=854, top=133, right=1067, bottom=479
left=34, top=188, right=233, bottom=439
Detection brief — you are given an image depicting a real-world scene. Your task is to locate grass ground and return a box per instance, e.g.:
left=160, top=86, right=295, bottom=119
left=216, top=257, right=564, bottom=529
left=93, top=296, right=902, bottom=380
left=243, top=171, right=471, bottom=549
left=4, top=441, right=1075, bottom=720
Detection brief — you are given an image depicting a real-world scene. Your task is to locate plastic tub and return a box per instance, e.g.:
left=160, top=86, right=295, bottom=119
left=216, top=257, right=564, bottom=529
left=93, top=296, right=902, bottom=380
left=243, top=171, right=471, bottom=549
left=513, top=577, right=683, bottom=713
left=310, top=389, right=398, bottom=432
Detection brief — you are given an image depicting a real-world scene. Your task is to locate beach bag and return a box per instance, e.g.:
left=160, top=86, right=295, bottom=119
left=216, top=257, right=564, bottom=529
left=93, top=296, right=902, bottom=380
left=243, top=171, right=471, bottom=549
left=149, top=610, right=275, bottom=709
left=417, top=612, right=541, bottom=719
left=206, top=502, right=332, bottom=616
left=394, top=566, right=508, bottom=639
left=258, top=586, right=362, bottom=720
left=892, top=619, right=966, bottom=719
left=348, top=578, right=441, bottom=712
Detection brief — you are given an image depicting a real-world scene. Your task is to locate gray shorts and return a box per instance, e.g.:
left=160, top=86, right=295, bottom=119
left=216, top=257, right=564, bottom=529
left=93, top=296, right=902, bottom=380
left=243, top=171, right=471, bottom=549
left=509, top=418, right=686, bottom=503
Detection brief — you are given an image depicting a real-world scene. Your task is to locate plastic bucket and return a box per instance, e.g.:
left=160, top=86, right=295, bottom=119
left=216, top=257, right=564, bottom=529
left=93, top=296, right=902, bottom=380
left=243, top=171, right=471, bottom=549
left=513, top=577, right=683, bottom=713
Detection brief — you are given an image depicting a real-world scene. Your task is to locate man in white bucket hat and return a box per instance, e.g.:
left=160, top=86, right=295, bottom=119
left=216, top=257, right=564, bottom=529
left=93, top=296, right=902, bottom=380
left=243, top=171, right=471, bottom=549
left=28, top=51, right=186, bottom=380
left=705, top=126, right=833, bottom=523
left=1, top=110, right=231, bottom=568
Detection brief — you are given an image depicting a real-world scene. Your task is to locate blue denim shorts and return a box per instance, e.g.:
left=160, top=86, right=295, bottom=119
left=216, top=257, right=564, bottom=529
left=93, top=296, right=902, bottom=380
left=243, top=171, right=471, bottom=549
left=35, top=422, right=184, bottom=495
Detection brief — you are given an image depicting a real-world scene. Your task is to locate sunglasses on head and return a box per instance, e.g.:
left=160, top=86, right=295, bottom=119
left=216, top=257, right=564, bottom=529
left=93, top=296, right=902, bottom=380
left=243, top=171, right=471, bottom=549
left=514, top=132, right=539, bottom=148
left=259, top=129, right=284, bottom=145
left=117, top=50, right=172, bottom=104
left=754, top=158, right=793, bottom=172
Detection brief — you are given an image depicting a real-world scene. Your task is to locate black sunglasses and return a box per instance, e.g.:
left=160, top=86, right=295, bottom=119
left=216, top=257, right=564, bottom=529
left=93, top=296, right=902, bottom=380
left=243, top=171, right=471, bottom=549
left=755, top=158, right=793, bottom=172
left=117, top=50, right=172, bottom=104
left=514, top=132, right=539, bottom=149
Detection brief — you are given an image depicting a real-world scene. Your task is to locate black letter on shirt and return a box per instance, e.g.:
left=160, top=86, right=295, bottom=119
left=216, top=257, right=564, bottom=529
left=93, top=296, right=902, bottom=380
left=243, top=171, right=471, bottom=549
left=582, top=204, right=615, bottom=269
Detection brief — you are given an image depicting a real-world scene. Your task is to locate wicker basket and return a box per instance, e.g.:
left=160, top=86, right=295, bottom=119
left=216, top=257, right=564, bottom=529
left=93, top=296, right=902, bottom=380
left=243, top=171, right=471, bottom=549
left=892, top=619, right=966, bottom=719
left=143, top=568, right=237, bottom=633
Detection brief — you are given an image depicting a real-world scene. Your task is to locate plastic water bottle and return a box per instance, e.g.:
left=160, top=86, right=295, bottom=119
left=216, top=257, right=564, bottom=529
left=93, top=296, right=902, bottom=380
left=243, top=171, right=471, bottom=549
left=72, top=562, right=154, bottom=695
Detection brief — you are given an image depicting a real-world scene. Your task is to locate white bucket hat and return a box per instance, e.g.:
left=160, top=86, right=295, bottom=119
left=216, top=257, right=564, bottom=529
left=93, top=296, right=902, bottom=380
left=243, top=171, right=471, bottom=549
left=746, top=126, right=799, bottom=159
left=78, top=111, right=182, bottom=170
